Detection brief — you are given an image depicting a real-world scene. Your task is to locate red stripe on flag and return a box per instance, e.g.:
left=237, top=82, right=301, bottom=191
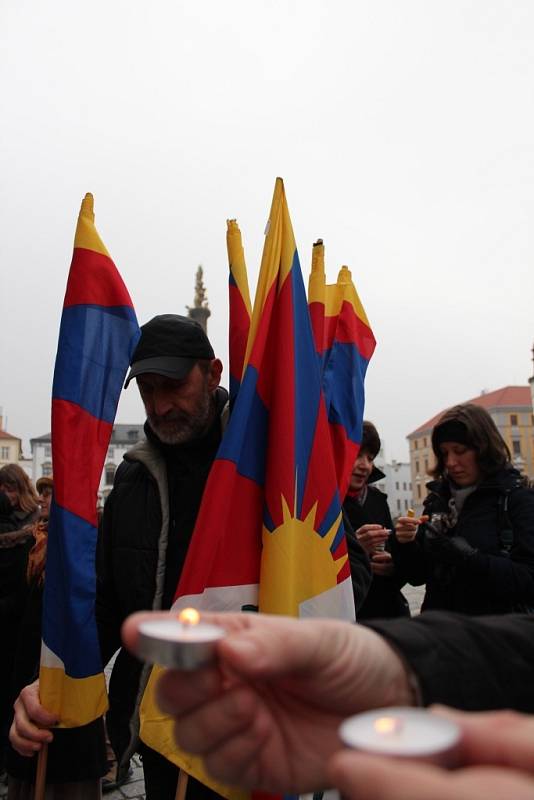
left=324, top=302, right=375, bottom=360
left=64, top=248, right=135, bottom=308
left=258, top=275, right=295, bottom=527
left=175, top=461, right=263, bottom=601
left=229, top=283, right=251, bottom=382
left=52, top=398, right=112, bottom=525
left=301, top=395, right=342, bottom=525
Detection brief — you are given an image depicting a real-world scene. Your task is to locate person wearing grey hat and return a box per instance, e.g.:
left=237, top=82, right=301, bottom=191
left=10, top=315, right=228, bottom=800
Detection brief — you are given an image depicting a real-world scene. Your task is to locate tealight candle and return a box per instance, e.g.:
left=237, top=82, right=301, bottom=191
left=339, top=707, right=461, bottom=767
left=137, top=608, right=225, bottom=670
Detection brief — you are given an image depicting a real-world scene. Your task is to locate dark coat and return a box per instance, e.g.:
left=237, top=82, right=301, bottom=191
left=390, top=467, right=534, bottom=615
left=367, top=611, right=534, bottom=712
left=344, top=476, right=409, bottom=620
left=96, top=389, right=228, bottom=772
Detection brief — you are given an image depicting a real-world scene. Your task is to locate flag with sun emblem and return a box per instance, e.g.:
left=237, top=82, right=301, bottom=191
left=139, top=178, right=355, bottom=797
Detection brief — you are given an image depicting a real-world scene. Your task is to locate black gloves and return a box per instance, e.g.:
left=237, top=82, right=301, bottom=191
left=423, top=524, right=478, bottom=566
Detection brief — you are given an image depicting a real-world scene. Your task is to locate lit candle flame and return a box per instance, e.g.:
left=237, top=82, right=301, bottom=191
left=178, top=608, right=200, bottom=627
left=374, top=716, right=403, bottom=735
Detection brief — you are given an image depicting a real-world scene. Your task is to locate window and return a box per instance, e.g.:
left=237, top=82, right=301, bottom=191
left=414, top=440, right=418, bottom=450
left=415, top=460, right=420, bottom=474
left=395, top=481, right=399, bottom=490
left=404, top=499, right=409, bottom=510
left=128, top=430, right=138, bottom=442
left=424, top=459, right=429, bottom=473
left=403, top=482, right=407, bottom=491
left=397, top=499, right=401, bottom=511
left=423, top=437, right=427, bottom=447
left=105, top=464, right=116, bottom=485
left=512, top=440, right=521, bottom=456
left=409, top=482, right=412, bottom=490
left=0, top=447, right=9, bottom=459
left=44, top=445, right=51, bottom=458
left=417, top=484, right=421, bottom=499
left=42, top=463, right=52, bottom=477
left=108, top=446, right=115, bottom=459
left=510, top=414, right=518, bottom=426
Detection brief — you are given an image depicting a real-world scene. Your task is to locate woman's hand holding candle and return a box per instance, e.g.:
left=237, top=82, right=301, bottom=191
left=330, top=708, right=534, bottom=800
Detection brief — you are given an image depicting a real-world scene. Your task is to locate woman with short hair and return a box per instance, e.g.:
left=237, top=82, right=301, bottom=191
left=391, top=403, right=534, bottom=615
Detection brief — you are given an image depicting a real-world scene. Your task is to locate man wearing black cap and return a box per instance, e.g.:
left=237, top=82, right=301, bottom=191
left=96, top=314, right=227, bottom=799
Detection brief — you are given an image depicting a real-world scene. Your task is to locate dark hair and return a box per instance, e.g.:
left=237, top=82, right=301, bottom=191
left=0, top=463, right=39, bottom=514
left=360, top=421, right=381, bottom=459
left=430, top=403, right=511, bottom=480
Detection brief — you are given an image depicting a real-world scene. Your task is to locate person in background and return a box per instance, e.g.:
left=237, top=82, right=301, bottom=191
left=344, top=422, right=409, bottom=619
left=10, top=314, right=228, bottom=800
left=6, top=474, right=107, bottom=800
left=391, top=403, right=534, bottom=615
left=0, top=466, right=40, bottom=778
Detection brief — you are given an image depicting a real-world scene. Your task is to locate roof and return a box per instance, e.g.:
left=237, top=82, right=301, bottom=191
left=31, top=423, right=145, bottom=447
left=408, top=386, right=533, bottom=438
left=0, top=429, right=21, bottom=441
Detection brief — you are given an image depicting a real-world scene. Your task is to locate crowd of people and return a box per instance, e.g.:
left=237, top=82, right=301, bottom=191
left=2, top=312, right=534, bottom=800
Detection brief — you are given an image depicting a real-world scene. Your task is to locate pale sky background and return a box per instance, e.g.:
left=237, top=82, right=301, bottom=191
left=2, top=0, right=534, bottom=462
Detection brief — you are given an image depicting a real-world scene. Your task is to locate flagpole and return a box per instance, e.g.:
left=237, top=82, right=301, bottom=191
left=33, top=742, right=48, bottom=800
left=175, top=768, right=189, bottom=800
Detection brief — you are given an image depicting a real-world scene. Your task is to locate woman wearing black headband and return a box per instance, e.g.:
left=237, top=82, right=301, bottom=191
left=390, top=403, right=534, bottom=615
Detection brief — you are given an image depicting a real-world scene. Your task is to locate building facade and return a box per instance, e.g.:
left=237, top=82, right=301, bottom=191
left=31, top=423, right=145, bottom=505
left=407, top=385, right=534, bottom=513
left=0, top=412, right=23, bottom=467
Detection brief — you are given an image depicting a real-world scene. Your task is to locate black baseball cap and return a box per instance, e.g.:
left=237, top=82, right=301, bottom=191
left=124, top=314, right=215, bottom=388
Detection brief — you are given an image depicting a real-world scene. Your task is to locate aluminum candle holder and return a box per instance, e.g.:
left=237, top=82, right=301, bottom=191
left=137, top=608, right=225, bottom=671
left=339, top=707, right=461, bottom=768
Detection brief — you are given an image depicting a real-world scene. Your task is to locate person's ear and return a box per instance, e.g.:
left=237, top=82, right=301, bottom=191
left=208, top=358, right=223, bottom=391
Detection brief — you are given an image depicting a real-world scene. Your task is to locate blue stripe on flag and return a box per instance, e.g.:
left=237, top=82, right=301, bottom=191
left=42, top=502, right=102, bottom=677
left=218, top=365, right=268, bottom=485
left=53, top=304, right=140, bottom=423
left=323, top=341, right=369, bottom=442
left=291, top=253, right=321, bottom=518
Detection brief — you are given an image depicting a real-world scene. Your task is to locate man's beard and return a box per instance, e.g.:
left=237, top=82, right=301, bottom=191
left=147, top=392, right=213, bottom=445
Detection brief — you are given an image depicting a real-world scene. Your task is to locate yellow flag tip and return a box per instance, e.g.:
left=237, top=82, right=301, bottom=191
left=80, top=193, right=95, bottom=218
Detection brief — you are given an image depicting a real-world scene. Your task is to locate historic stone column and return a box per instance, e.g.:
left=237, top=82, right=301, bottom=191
left=187, top=265, right=211, bottom=333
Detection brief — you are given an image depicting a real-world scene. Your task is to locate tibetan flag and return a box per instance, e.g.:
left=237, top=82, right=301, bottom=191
left=39, top=193, right=140, bottom=726
left=308, top=244, right=376, bottom=499
left=227, top=219, right=252, bottom=406
left=139, top=179, right=354, bottom=797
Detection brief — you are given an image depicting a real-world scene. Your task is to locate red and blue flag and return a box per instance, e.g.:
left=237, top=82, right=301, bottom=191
left=227, top=218, right=252, bottom=407
left=308, top=243, right=376, bottom=499
left=140, top=179, right=354, bottom=795
left=40, top=193, right=140, bottom=726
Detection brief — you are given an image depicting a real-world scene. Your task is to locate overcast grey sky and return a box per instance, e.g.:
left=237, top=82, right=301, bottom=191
left=2, top=0, right=533, bottom=461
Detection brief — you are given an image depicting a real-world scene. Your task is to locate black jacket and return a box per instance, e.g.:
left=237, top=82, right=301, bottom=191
left=345, top=477, right=409, bottom=620
left=390, top=467, right=534, bottom=615
left=367, top=612, right=534, bottom=712
left=96, top=388, right=228, bottom=771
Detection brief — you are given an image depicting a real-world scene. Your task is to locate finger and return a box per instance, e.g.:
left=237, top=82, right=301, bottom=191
left=172, top=684, right=264, bottom=756
left=17, top=684, right=58, bottom=729
left=328, top=751, right=532, bottom=800
left=431, top=706, right=534, bottom=773
left=156, top=665, right=222, bottom=717
left=185, top=694, right=274, bottom=789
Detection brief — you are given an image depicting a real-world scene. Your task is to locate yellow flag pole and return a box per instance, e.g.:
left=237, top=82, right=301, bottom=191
left=33, top=742, right=48, bottom=800
left=175, top=768, right=189, bottom=800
